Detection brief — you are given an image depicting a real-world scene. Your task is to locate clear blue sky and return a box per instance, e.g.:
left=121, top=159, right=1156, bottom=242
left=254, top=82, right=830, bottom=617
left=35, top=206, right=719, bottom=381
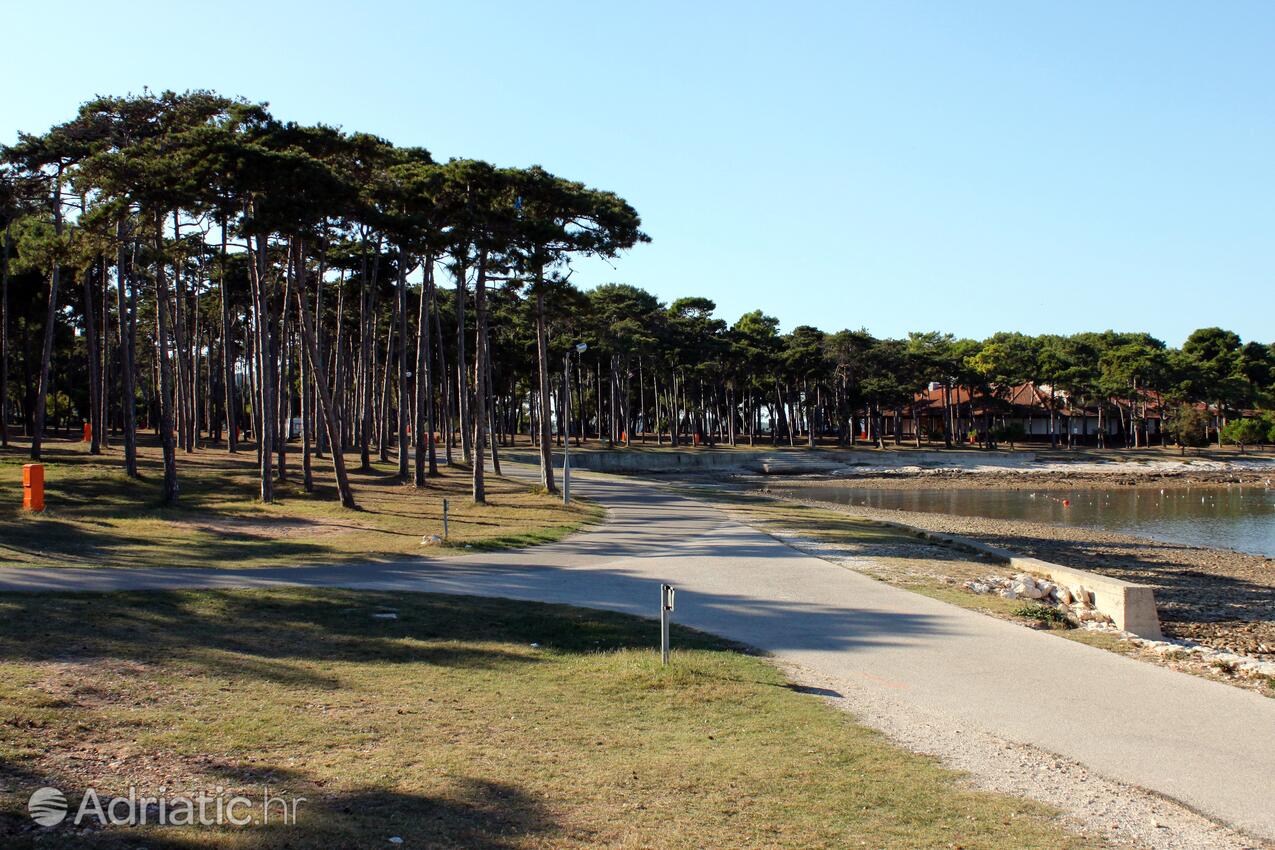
left=5, top=1, right=1273, bottom=346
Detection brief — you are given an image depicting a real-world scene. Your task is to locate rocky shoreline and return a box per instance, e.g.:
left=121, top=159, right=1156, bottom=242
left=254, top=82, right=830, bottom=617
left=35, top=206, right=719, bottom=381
left=818, top=467, right=1275, bottom=491
left=760, top=484, right=1275, bottom=662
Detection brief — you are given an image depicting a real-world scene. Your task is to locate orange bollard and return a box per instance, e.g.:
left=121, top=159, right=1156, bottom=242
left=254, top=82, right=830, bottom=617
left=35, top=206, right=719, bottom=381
left=82, top=422, right=92, bottom=443
left=22, top=464, right=45, bottom=512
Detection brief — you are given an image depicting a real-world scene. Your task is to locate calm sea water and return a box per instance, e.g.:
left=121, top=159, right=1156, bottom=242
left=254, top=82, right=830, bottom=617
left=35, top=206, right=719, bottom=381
left=778, top=484, right=1275, bottom=557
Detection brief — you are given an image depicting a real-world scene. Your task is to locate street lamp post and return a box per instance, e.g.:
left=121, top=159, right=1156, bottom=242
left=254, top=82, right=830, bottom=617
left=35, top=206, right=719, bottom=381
left=563, top=342, right=587, bottom=505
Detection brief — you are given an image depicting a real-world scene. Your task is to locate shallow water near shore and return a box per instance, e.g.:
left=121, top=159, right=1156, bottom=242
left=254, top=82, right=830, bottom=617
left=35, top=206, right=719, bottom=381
left=780, top=484, right=1275, bottom=557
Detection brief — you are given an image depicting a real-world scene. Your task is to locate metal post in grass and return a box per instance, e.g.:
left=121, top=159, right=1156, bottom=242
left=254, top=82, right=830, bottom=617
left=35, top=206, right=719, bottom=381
left=442, top=498, right=449, bottom=540
left=660, top=584, right=676, bottom=666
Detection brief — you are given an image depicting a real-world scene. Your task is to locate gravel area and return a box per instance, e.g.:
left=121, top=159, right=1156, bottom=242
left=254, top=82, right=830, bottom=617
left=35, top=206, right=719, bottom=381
left=761, top=486, right=1275, bottom=661
left=784, top=660, right=1269, bottom=850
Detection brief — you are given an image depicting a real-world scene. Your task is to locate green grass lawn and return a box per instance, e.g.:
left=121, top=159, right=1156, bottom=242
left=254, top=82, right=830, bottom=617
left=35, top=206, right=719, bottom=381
left=0, top=438, right=600, bottom=569
left=0, top=589, right=1096, bottom=849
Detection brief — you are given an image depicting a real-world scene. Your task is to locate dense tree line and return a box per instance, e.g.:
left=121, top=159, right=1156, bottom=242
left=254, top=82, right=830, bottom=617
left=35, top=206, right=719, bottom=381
left=0, top=91, right=644, bottom=508
left=2, top=92, right=1273, bottom=511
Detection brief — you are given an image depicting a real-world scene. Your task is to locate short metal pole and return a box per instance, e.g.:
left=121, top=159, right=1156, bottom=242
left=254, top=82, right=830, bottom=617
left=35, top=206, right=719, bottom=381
left=660, top=584, right=675, bottom=666
left=660, top=605, right=669, bottom=666
left=442, top=498, right=449, bottom=540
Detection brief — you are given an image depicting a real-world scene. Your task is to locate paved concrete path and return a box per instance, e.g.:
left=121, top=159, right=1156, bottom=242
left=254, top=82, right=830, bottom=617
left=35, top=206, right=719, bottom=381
left=1, top=469, right=1273, bottom=840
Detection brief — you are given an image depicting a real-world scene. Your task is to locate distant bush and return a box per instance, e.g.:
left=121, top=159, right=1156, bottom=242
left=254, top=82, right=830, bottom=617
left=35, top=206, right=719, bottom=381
left=1262, top=412, right=1275, bottom=445
left=1164, top=403, right=1210, bottom=455
left=991, top=422, right=1027, bottom=449
left=1221, top=418, right=1267, bottom=453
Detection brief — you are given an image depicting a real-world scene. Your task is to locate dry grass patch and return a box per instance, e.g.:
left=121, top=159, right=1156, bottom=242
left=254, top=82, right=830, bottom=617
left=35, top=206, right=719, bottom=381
left=0, top=438, right=599, bottom=569
left=0, top=589, right=1096, bottom=849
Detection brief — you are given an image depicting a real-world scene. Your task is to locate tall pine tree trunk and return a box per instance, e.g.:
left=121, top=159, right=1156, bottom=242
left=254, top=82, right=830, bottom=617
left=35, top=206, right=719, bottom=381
left=471, top=252, right=488, bottom=503
left=1, top=220, right=12, bottom=448
left=420, top=257, right=441, bottom=484
left=433, top=289, right=452, bottom=465
left=219, top=214, right=238, bottom=452
left=153, top=213, right=179, bottom=504
left=314, top=244, right=327, bottom=458
left=171, top=212, right=193, bottom=453
left=533, top=278, right=557, bottom=493
left=300, top=323, right=314, bottom=492
left=332, top=268, right=347, bottom=451
left=356, top=239, right=378, bottom=471
left=31, top=165, right=65, bottom=461
left=294, top=240, right=356, bottom=509
left=377, top=307, right=392, bottom=463
left=83, top=261, right=102, bottom=454
left=116, top=230, right=139, bottom=476
left=454, top=262, right=471, bottom=465
left=396, top=252, right=409, bottom=480
left=248, top=229, right=275, bottom=502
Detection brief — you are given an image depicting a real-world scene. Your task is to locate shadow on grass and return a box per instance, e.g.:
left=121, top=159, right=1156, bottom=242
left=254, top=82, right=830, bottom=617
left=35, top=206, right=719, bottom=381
left=0, top=513, right=338, bottom=569
left=1, top=777, right=564, bottom=850
left=0, top=592, right=722, bottom=847
left=0, top=437, right=589, bottom=569
left=0, top=589, right=734, bottom=686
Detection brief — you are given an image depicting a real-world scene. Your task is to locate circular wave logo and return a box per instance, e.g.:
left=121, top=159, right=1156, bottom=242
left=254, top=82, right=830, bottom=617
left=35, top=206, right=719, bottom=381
left=28, top=787, right=68, bottom=826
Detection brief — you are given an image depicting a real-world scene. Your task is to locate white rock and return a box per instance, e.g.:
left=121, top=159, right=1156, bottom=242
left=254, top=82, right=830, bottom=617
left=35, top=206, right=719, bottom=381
left=1051, top=586, right=1073, bottom=605
left=421, top=534, right=444, bottom=546
left=1013, top=582, right=1044, bottom=600
left=1000, top=588, right=1020, bottom=600
left=1070, top=585, right=1091, bottom=605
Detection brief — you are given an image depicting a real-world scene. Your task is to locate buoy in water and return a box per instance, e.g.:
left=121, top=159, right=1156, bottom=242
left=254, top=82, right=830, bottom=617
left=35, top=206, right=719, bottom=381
left=1062, top=499, right=1071, bottom=507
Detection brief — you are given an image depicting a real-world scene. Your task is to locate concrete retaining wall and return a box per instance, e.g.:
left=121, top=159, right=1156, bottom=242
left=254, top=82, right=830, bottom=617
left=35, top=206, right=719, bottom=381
left=1010, top=557, right=1163, bottom=640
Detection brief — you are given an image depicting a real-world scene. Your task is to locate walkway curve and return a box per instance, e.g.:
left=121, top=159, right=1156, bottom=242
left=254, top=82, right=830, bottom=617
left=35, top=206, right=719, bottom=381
left=1, top=468, right=1273, bottom=841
